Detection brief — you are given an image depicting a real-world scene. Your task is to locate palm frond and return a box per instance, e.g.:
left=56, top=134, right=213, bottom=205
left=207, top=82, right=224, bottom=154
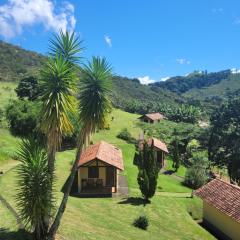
left=78, top=57, right=113, bottom=136
left=49, top=30, right=83, bottom=64
left=39, top=55, right=78, bottom=148
left=16, top=138, right=54, bottom=237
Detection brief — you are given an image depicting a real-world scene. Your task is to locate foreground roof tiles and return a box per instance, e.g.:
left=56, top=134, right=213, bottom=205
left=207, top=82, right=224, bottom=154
left=148, top=137, right=169, bottom=153
left=194, top=178, right=240, bottom=223
left=78, top=141, right=124, bottom=170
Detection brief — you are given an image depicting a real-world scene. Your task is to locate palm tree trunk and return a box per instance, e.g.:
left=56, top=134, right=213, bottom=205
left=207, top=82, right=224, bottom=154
left=47, top=138, right=84, bottom=240
left=46, top=136, right=57, bottom=237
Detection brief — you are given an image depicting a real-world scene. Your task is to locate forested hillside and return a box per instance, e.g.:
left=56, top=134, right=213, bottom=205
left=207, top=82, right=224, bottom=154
left=0, top=41, right=184, bottom=111
left=0, top=41, right=45, bottom=81
left=152, top=70, right=232, bottom=94
left=152, top=70, right=240, bottom=111
left=1, top=40, right=240, bottom=115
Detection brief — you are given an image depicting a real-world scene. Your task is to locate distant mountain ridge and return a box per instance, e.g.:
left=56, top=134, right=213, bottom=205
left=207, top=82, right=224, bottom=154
left=152, top=70, right=232, bottom=94
left=1, top=40, right=240, bottom=112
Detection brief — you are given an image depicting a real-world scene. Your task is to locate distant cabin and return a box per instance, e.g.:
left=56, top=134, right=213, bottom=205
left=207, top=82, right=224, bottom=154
left=147, top=138, right=169, bottom=168
left=139, top=112, right=165, bottom=124
left=71, top=141, right=124, bottom=197
left=194, top=179, right=240, bottom=240
left=138, top=137, right=169, bottom=168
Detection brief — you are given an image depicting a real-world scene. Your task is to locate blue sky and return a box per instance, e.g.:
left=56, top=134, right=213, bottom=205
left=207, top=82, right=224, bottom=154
left=1, top=0, right=240, bottom=84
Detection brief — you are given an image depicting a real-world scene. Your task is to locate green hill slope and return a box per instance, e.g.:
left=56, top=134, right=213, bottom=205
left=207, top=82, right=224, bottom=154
left=183, top=73, right=240, bottom=101
left=0, top=41, right=183, bottom=109
left=0, top=41, right=45, bottom=81
left=1, top=40, right=240, bottom=114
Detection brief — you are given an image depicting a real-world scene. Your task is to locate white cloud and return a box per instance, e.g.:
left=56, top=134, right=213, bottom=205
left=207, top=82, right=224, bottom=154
left=176, top=58, right=190, bottom=65
left=0, top=0, right=76, bottom=39
left=231, top=68, right=240, bottom=74
left=104, top=35, right=112, bottom=47
left=212, top=8, right=223, bottom=13
left=138, top=76, right=155, bottom=85
left=160, top=76, right=170, bottom=81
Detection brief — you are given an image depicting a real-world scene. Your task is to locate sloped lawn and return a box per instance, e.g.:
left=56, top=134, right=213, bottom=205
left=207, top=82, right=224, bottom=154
left=0, top=109, right=215, bottom=239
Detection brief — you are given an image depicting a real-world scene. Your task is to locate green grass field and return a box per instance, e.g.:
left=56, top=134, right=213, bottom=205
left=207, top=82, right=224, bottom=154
left=0, top=82, right=215, bottom=239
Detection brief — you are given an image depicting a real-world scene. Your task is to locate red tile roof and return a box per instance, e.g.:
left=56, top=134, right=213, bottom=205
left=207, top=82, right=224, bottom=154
left=148, top=138, right=169, bottom=153
left=194, top=179, right=240, bottom=223
left=140, top=112, right=165, bottom=121
left=78, top=141, right=124, bottom=170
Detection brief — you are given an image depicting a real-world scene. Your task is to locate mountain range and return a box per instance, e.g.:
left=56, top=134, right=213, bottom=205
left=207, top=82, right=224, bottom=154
left=1, top=40, right=240, bottom=113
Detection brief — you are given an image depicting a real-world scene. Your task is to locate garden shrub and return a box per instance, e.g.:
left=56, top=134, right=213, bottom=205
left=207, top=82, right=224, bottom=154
left=117, top=128, right=136, bottom=144
left=133, top=215, right=149, bottom=230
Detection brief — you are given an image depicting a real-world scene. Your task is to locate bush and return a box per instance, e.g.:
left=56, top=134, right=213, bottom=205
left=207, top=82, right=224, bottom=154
left=184, top=156, right=209, bottom=189
left=117, top=128, right=136, bottom=144
left=133, top=215, right=149, bottom=230
left=5, top=100, right=41, bottom=138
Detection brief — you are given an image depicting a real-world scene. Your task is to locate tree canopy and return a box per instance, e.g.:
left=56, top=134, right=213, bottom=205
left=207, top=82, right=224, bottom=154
left=208, top=97, right=240, bottom=184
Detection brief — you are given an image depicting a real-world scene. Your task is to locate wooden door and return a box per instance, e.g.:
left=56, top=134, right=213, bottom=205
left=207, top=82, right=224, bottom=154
left=106, top=167, right=115, bottom=186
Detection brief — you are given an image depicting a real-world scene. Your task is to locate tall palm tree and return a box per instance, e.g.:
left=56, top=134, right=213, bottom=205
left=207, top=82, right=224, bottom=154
left=39, top=30, right=81, bottom=175
left=48, top=57, right=112, bottom=239
left=16, top=139, right=53, bottom=240
left=39, top=31, right=81, bottom=238
left=39, top=55, right=78, bottom=176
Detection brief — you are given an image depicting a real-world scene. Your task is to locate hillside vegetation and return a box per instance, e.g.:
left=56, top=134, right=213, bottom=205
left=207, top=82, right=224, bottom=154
left=0, top=41, right=45, bottom=81
left=2, top=40, right=240, bottom=116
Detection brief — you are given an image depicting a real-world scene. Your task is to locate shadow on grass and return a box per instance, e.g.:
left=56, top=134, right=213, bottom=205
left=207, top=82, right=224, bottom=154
left=118, top=197, right=150, bottom=206
left=163, top=170, right=175, bottom=175
left=0, top=228, right=31, bottom=240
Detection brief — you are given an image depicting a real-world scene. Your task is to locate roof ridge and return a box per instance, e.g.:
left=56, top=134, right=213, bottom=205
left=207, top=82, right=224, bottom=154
left=96, top=141, right=104, bottom=159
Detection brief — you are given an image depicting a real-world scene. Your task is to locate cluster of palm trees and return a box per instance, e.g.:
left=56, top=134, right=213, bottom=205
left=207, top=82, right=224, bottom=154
left=16, top=30, right=113, bottom=240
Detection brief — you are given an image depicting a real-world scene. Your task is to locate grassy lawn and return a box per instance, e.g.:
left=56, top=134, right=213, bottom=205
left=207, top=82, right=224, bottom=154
left=0, top=107, right=215, bottom=239
left=165, top=158, right=187, bottom=178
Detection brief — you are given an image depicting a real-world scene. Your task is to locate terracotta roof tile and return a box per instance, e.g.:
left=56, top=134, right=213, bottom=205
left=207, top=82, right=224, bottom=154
left=194, top=179, right=240, bottom=223
left=148, top=138, right=169, bottom=153
left=140, top=112, right=165, bottom=121
left=78, top=141, right=124, bottom=170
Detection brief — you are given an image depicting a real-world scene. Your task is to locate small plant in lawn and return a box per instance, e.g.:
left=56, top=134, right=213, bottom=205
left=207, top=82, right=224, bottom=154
left=133, top=215, right=149, bottom=230
left=117, top=128, right=136, bottom=144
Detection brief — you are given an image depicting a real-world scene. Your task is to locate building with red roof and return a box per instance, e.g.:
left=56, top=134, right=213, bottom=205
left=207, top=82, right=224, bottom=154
left=194, top=178, right=240, bottom=240
left=72, top=141, right=124, bottom=196
left=139, top=112, right=165, bottom=124
left=138, top=136, right=169, bottom=168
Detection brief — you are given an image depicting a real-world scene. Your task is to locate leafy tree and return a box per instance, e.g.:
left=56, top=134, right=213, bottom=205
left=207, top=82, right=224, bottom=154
left=16, top=139, right=53, bottom=240
left=48, top=57, right=112, bottom=239
left=171, top=129, right=180, bottom=172
left=184, top=156, right=209, bottom=189
left=186, top=139, right=201, bottom=160
left=6, top=100, right=41, bottom=138
left=15, top=76, right=40, bottom=100
left=208, top=97, right=240, bottom=184
left=137, top=141, right=160, bottom=202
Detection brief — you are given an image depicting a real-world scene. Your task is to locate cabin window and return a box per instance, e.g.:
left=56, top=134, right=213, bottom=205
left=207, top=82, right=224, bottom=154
left=88, top=167, right=99, bottom=178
